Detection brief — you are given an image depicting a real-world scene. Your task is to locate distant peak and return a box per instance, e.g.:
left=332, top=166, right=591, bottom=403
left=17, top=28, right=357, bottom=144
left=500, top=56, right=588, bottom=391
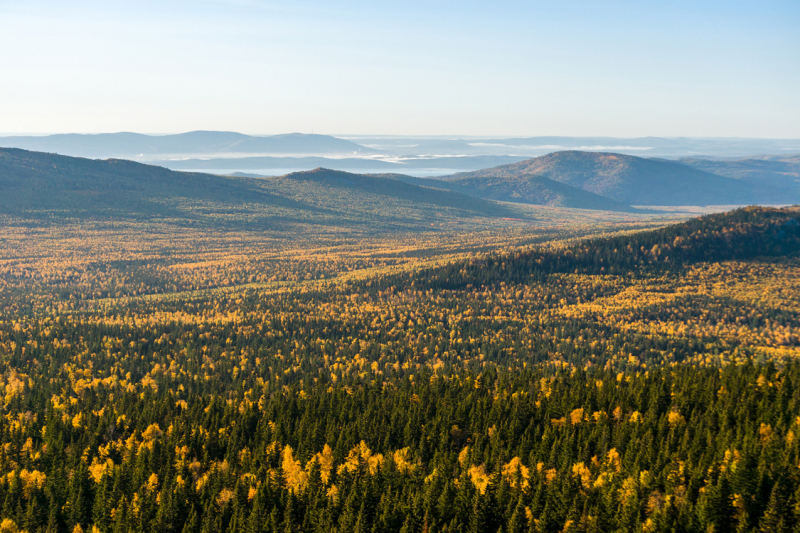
left=305, top=167, right=350, bottom=175
left=273, top=132, right=324, bottom=138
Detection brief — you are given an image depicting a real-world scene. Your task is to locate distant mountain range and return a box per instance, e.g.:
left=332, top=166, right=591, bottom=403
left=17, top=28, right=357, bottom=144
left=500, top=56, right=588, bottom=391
left=160, top=155, right=530, bottom=173
left=0, top=148, right=518, bottom=230
left=2, top=147, right=798, bottom=226
left=2, top=131, right=800, bottom=166
left=441, top=151, right=799, bottom=206
left=679, top=155, right=800, bottom=200
left=0, top=131, right=374, bottom=159
left=393, top=173, right=634, bottom=212
left=346, top=135, right=800, bottom=158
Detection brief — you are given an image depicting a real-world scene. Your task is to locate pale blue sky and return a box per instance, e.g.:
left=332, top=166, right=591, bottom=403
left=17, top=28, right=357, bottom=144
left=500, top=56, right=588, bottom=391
left=1, top=0, right=798, bottom=137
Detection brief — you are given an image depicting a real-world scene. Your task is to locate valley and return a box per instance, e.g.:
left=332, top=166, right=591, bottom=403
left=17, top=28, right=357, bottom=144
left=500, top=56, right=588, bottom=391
left=0, top=144, right=798, bottom=533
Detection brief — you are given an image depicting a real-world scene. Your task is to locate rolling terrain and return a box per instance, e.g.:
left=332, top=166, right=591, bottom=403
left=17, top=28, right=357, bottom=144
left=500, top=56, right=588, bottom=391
left=159, top=154, right=529, bottom=174
left=444, top=150, right=771, bottom=205
left=0, top=206, right=798, bottom=532
left=0, top=131, right=374, bottom=159
left=343, top=135, right=800, bottom=157
left=5, top=131, right=799, bottom=176
left=681, top=155, right=800, bottom=199
left=0, top=147, right=284, bottom=219
left=393, top=173, right=635, bottom=211
left=0, top=138, right=798, bottom=533
left=0, top=148, right=528, bottom=230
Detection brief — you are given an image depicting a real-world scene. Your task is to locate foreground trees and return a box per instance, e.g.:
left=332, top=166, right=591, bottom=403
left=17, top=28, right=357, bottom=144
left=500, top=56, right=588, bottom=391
left=0, top=207, right=798, bottom=531
left=1, top=364, right=800, bottom=532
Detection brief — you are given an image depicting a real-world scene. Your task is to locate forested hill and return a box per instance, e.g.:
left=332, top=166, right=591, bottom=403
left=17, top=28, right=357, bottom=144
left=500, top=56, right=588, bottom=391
left=0, top=147, right=280, bottom=218
left=680, top=155, right=800, bottom=200
left=386, top=206, right=800, bottom=289
left=276, top=168, right=513, bottom=215
left=0, top=148, right=519, bottom=228
left=444, top=151, right=762, bottom=206
left=393, top=173, right=635, bottom=212
left=560, top=206, right=800, bottom=268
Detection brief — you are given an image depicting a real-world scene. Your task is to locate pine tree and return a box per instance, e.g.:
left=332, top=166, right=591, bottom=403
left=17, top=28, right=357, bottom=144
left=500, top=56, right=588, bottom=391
left=468, top=492, right=487, bottom=533
left=353, top=501, right=368, bottom=533
left=759, top=483, right=789, bottom=533
left=282, top=492, right=297, bottom=533
left=111, top=498, right=128, bottom=533
left=507, top=497, right=525, bottom=533
left=23, top=495, right=39, bottom=533
left=92, top=475, right=111, bottom=533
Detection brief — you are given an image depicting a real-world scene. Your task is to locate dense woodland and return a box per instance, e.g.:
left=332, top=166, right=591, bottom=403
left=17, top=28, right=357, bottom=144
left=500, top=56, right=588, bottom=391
left=0, top=207, right=798, bottom=532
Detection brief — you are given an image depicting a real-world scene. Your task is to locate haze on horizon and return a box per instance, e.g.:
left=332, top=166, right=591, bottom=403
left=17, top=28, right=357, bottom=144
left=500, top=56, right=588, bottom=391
left=1, top=0, right=799, bottom=138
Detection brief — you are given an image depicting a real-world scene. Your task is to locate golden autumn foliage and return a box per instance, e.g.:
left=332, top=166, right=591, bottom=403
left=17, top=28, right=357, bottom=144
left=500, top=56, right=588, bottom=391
left=667, top=410, right=685, bottom=428
left=0, top=207, right=796, bottom=531
left=0, top=519, right=25, bottom=533
left=606, top=448, right=622, bottom=473
left=571, top=462, right=592, bottom=489
left=458, top=446, right=470, bottom=467
left=307, top=444, right=334, bottom=484
left=88, top=458, right=114, bottom=484
left=145, top=473, right=158, bottom=492
left=501, top=457, right=530, bottom=490
left=392, top=448, right=417, bottom=474
left=282, top=445, right=308, bottom=493
left=467, top=464, right=492, bottom=494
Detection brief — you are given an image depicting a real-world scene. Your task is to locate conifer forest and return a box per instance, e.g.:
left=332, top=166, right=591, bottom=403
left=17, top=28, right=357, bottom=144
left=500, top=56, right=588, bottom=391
left=1, top=206, right=799, bottom=533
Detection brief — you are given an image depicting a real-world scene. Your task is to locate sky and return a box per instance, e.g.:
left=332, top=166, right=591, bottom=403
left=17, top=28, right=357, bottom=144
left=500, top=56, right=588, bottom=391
left=1, top=0, right=798, bottom=137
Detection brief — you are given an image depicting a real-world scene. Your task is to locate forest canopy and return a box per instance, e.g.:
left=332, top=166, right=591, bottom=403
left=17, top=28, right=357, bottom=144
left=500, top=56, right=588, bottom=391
left=0, top=206, right=798, bottom=533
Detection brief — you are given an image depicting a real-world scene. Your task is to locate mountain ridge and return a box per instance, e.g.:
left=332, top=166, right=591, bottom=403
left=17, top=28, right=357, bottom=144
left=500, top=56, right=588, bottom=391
left=158, top=154, right=529, bottom=173
left=0, top=148, right=520, bottom=229
left=680, top=155, right=800, bottom=200
left=443, top=150, right=773, bottom=206
left=390, top=173, right=635, bottom=212
left=0, top=131, right=375, bottom=159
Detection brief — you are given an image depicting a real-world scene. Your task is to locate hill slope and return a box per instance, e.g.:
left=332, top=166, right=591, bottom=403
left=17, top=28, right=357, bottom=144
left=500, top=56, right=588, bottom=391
left=275, top=168, right=511, bottom=214
left=0, top=147, right=280, bottom=219
left=0, top=148, right=517, bottom=230
left=398, top=173, right=634, bottom=211
left=444, top=151, right=760, bottom=205
left=680, top=156, right=800, bottom=203
left=385, top=206, right=800, bottom=291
